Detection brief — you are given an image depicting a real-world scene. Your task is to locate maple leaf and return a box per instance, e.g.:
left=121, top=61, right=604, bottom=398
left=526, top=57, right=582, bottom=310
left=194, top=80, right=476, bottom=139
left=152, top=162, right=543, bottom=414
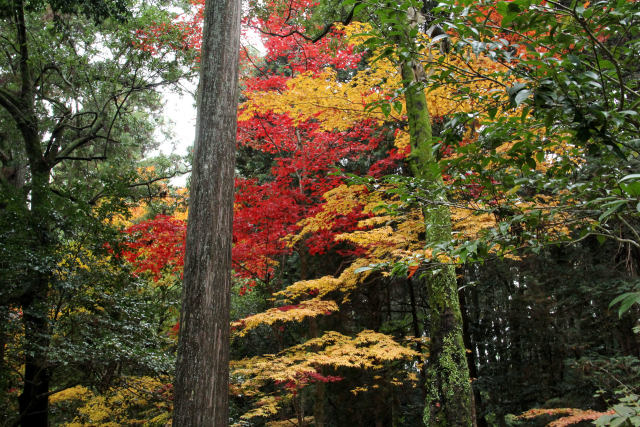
left=121, top=215, right=186, bottom=281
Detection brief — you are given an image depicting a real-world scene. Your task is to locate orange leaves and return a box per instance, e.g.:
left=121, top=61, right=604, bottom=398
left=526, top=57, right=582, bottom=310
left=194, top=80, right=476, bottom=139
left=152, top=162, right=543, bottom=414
left=407, top=264, right=419, bottom=278
left=517, top=407, right=615, bottom=427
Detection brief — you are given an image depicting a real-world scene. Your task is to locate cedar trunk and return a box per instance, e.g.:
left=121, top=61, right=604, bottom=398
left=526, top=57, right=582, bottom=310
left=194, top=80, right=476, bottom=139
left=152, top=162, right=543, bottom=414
left=172, top=0, right=241, bottom=425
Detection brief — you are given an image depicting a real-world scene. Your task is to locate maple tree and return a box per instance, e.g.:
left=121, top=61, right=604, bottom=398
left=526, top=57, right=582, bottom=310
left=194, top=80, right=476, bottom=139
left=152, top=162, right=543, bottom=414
left=9, top=0, right=640, bottom=424
left=121, top=214, right=186, bottom=281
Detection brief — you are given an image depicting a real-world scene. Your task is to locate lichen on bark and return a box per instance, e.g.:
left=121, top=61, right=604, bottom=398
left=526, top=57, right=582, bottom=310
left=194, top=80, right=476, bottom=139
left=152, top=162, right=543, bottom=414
left=400, top=46, right=472, bottom=427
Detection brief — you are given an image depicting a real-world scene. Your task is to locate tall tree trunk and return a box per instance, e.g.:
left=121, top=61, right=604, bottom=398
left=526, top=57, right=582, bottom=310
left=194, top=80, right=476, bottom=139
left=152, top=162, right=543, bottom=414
left=407, top=277, right=427, bottom=400
left=401, top=58, right=473, bottom=426
left=13, top=0, right=53, bottom=422
left=18, top=292, right=51, bottom=427
left=18, top=169, right=53, bottom=427
left=15, top=152, right=52, bottom=427
left=460, top=283, right=488, bottom=427
left=172, top=0, right=241, bottom=425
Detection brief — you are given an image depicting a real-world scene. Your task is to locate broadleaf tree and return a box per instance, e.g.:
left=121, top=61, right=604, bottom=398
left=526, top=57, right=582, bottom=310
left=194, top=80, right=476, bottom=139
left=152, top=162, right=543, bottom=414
left=0, top=0, right=189, bottom=424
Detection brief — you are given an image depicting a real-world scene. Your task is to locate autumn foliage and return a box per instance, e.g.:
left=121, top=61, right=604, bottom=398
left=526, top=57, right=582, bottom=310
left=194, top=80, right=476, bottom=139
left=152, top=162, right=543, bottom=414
left=122, top=215, right=186, bottom=281
left=109, top=0, right=640, bottom=424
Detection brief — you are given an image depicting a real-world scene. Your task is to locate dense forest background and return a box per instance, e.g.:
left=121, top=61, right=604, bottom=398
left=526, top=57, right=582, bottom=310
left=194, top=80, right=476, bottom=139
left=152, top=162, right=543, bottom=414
left=1, top=0, right=639, bottom=425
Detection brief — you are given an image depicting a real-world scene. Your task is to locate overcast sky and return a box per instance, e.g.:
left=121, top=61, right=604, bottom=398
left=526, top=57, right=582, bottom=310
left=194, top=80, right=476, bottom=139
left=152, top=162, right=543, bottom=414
left=156, top=32, right=265, bottom=187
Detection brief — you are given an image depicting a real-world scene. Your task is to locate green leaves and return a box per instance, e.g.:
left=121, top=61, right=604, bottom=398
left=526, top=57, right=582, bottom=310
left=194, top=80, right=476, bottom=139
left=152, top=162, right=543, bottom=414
left=507, top=83, right=531, bottom=108
left=609, top=292, right=640, bottom=318
left=599, top=200, right=628, bottom=222
left=596, top=394, right=640, bottom=426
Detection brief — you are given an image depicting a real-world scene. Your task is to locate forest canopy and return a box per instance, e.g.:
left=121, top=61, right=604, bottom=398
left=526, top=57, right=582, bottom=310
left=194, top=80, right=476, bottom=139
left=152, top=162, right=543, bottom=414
left=1, top=0, right=639, bottom=426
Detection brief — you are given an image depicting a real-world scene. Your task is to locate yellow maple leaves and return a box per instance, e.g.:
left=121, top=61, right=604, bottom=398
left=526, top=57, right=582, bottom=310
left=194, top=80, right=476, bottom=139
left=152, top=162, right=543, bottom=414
left=231, top=330, right=419, bottom=419
left=275, top=257, right=373, bottom=302
left=232, top=299, right=339, bottom=336
left=49, top=377, right=172, bottom=426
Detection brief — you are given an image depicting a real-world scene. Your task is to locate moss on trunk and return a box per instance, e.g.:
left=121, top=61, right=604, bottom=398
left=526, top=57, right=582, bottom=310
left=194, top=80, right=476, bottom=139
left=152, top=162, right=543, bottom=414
left=401, top=60, right=473, bottom=427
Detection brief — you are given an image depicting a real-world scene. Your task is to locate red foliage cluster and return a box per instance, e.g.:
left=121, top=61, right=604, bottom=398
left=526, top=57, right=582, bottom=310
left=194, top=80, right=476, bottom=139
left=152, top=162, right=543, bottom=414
left=251, top=1, right=363, bottom=74
left=276, top=371, right=343, bottom=394
left=134, top=0, right=204, bottom=59
left=276, top=304, right=301, bottom=312
left=121, top=215, right=186, bottom=281
left=234, top=111, right=383, bottom=279
left=128, top=0, right=402, bottom=294
left=369, top=145, right=410, bottom=178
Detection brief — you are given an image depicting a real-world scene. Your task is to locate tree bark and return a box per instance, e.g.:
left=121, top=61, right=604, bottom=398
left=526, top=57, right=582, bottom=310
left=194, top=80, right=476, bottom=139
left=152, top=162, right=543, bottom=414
left=172, top=0, right=241, bottom=425
left=400, top=53, right=473, bottom=427
left=18, top=292, right=51, bottom=427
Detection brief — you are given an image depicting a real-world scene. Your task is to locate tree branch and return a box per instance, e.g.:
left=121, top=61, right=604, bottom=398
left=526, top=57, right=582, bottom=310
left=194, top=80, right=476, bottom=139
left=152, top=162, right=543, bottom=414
left=0, top=87, right=24, bottom=124
left=34, top=63, right=73, bottom=89
left=52, top=117, right=102, bottom=165
left=255, top=2, right=358, bottom=44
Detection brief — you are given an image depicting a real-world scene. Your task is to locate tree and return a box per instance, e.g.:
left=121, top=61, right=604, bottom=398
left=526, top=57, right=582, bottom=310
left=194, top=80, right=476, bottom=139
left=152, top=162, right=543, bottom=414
left=387, top=8, right=474, bottom=425
left=171, top=0, right=241, bottom=424
left=0, top=1, right=188, bottom=424
left=290, top=2, right=475, bottom=423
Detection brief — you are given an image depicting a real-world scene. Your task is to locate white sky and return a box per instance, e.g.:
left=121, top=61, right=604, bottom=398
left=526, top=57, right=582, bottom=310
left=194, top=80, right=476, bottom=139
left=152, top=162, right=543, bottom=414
left=157, top=31, right=265, bottom=188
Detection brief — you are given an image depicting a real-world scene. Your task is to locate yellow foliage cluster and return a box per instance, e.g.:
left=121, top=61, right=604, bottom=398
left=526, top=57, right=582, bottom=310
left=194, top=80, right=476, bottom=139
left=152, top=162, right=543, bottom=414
left=49, top=385, right=93, bottom=406
left=240, top=21, right=514, bottom=140
left=337, top=208, right=425, bottom=257
left=232, top=298, right=339, bottom=336
left=49, top=377, right=172, bottom=426
left=451, top=208, right=497, bottom=241
left=275, top=258, right=374, bottom=302
left=289, top=184, right=376, bottom=248
left=55, top=240, right=117, bottom=282
left=426, top=53, right=515, bottom=118
left=231, top=330, right=419, bottom=419
left=235, top=395, right=284, bottom=421
left=233, top=330, right=418, bottom=385
left=265, top=416, right=315, bottom=426
left=240, top=67, right=390, bottom=131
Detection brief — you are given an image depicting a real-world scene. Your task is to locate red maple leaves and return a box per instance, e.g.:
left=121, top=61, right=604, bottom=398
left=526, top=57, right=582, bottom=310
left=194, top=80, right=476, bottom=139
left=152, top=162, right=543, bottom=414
left=126, top=0, right=405, bottom=291
left=121, top=215, right=186, bottom=281
left=276, top=371, right=343, bottom=394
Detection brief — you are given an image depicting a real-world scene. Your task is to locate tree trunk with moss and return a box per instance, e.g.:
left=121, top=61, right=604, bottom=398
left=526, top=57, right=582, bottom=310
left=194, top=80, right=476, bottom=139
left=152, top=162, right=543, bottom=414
left=401, top=59, right=473, bottom=426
